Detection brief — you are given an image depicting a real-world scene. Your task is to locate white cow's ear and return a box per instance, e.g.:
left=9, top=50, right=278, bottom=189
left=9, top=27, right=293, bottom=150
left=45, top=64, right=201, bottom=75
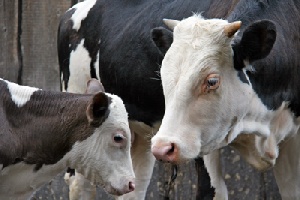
left=232, top=20, right=276, bottom=70
left=85, top=78, right=105, bottom=94
left=163, top=19, right=180, bottom=31
left=86, top=92, right=110, bottom=126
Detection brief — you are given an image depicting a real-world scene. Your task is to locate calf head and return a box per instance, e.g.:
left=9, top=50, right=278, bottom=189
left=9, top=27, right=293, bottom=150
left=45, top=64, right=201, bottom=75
left=69, top=79, right=135, bottom=196
left=151, top=15, right=277, bottom=165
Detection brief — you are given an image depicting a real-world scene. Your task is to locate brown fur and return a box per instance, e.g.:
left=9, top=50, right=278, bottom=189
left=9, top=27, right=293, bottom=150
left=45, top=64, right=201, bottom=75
left=0, top=80, right=110, bottom=170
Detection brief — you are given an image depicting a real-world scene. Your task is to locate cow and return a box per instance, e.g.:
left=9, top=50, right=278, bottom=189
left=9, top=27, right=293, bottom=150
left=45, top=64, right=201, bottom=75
left=57, top=0, right=245, bottom=199
left=0, top=78, right=135, bottom=199
left=151, top=0, right=300, bottom=199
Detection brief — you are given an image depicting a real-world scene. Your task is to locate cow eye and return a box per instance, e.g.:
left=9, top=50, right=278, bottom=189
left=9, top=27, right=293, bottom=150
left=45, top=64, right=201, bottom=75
left=201, top=74, right=220, bottom=93
left=114, top=134, right=124, bottom=143
left=207, top=77, right=219, bottom=87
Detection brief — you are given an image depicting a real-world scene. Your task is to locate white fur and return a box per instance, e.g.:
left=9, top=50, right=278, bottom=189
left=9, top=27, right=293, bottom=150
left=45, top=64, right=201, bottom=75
left=95, top=51, right=100, bottom=80
left=71, top=0, right=97, bottom=31
left=67, top=39, right=92, bottom=93
left=204, top=151, right=228, bottom=200
left=3, top=79, right=39, bottom=107
left=64, top=171, right=96, bottom=200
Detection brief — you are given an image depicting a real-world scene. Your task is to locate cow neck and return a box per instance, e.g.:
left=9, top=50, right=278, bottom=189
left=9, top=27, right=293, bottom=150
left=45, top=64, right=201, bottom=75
left=227, top=88, right=300, bottom=147
left=225, top=88, right=272, bottom=145
left=1, top=89, right=95, bottom=170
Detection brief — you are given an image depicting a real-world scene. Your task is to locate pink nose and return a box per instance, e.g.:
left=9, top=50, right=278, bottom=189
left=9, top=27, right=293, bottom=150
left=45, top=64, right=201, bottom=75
left=119, top=180, right=135, bottom=195
left=151, top=142, right=179, bottom=163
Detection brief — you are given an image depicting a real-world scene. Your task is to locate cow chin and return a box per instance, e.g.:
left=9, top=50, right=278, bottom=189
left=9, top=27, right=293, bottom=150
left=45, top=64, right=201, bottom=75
left=104, top=183, right=126, bottom=196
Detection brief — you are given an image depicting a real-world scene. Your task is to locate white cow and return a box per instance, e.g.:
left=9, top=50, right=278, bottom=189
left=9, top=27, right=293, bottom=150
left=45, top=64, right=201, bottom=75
left=151, top=14, right=300, bottom=199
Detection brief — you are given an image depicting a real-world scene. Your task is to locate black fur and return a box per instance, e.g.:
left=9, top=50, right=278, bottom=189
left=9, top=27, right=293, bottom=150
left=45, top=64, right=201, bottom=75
left=229, top=0, right=300, bottom=116
left=151, top=27, right=174, bottom=56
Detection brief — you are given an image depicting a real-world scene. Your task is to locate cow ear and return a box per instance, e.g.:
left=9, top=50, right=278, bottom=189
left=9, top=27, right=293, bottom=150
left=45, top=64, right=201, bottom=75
left=151, top=27, right=173, bottom=56
left=86, top=92, right=110, bottom=127
left=233, top=20, right=276, bottom=70
left=85, top=78, right=105, bottom=94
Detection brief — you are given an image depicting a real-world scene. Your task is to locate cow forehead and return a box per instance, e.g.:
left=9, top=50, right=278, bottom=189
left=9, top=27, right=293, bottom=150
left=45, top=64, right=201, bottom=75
left=104, top=93, right=130, bottom=134
left=162, top=17, right=234, bottom=98
left=173, top=15, right=231, bottom=48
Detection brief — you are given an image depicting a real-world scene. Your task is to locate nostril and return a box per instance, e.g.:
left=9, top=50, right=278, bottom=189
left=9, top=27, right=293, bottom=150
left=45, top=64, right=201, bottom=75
left=129, top=181, right=135, bottom=192
left=167, top=143, right=175, bottom=155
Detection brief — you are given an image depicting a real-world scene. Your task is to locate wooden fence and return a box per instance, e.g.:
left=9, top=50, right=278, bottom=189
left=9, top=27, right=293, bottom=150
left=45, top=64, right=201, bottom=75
left=0, top=0, right=281, bottom=199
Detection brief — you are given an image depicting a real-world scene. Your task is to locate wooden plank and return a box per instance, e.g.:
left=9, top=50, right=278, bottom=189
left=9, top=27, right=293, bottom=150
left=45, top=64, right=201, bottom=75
left=20, top=0, right=70, bottom=90
left=0, top=0, right=19, bottom=82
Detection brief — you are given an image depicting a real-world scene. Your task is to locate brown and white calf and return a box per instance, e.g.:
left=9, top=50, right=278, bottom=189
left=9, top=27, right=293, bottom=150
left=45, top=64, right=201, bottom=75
left=0, top=78, right=135, bottom=199
left=151, top=2, right=300, bottom=198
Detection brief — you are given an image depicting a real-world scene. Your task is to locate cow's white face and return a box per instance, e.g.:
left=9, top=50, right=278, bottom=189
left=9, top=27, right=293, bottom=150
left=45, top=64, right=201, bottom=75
left=69, top=93, right=135, bottom=196
left=151, top=15, right=277, bottom=163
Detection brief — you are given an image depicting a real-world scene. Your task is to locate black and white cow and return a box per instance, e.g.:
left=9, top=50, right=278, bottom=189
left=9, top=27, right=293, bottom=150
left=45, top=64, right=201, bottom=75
left=0, top=78, right=135, bottom=199
left=57, top=0, right=243, bottom=199
left=151, top=0, right=300, bottom=199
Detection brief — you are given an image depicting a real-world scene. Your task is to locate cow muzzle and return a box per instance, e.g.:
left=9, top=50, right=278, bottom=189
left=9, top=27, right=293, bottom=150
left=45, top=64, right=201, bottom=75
left=151, top=141, right=179, bottom=163
left=105, top=177, right=135, bottom=196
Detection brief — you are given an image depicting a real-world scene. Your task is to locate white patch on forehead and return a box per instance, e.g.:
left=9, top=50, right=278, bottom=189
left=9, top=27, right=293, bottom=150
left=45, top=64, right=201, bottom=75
left=68, top=39, right=92, bottom=93
left=71, top=0, right=97, bottom=31
left=173, top=14, right=230, bottom=49
left=3, top=80, right=39, bottom=107
left=106, top=93, right=129, bottom=124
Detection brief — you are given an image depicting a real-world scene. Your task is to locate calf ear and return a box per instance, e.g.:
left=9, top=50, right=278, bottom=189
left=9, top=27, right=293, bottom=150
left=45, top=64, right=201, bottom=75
left=151, top=27, right=173, bottom=56
left=86, top=92, right=110, bottom=127
left=233, top=20, right=276, bottom=70
left=85, top=78, right=105, bottom=94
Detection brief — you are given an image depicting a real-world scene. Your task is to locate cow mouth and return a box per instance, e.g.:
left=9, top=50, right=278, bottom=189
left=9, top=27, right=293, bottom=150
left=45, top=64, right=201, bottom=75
left=104, top=184, right=122, bottom=196
left=104, top=183, right=132, bottom=196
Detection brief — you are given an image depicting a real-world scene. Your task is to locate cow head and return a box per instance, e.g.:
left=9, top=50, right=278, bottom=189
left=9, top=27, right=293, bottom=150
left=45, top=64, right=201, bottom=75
left=69, top=79, right=135, bottom=196
left=151, top=15, right=277, bottom=165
